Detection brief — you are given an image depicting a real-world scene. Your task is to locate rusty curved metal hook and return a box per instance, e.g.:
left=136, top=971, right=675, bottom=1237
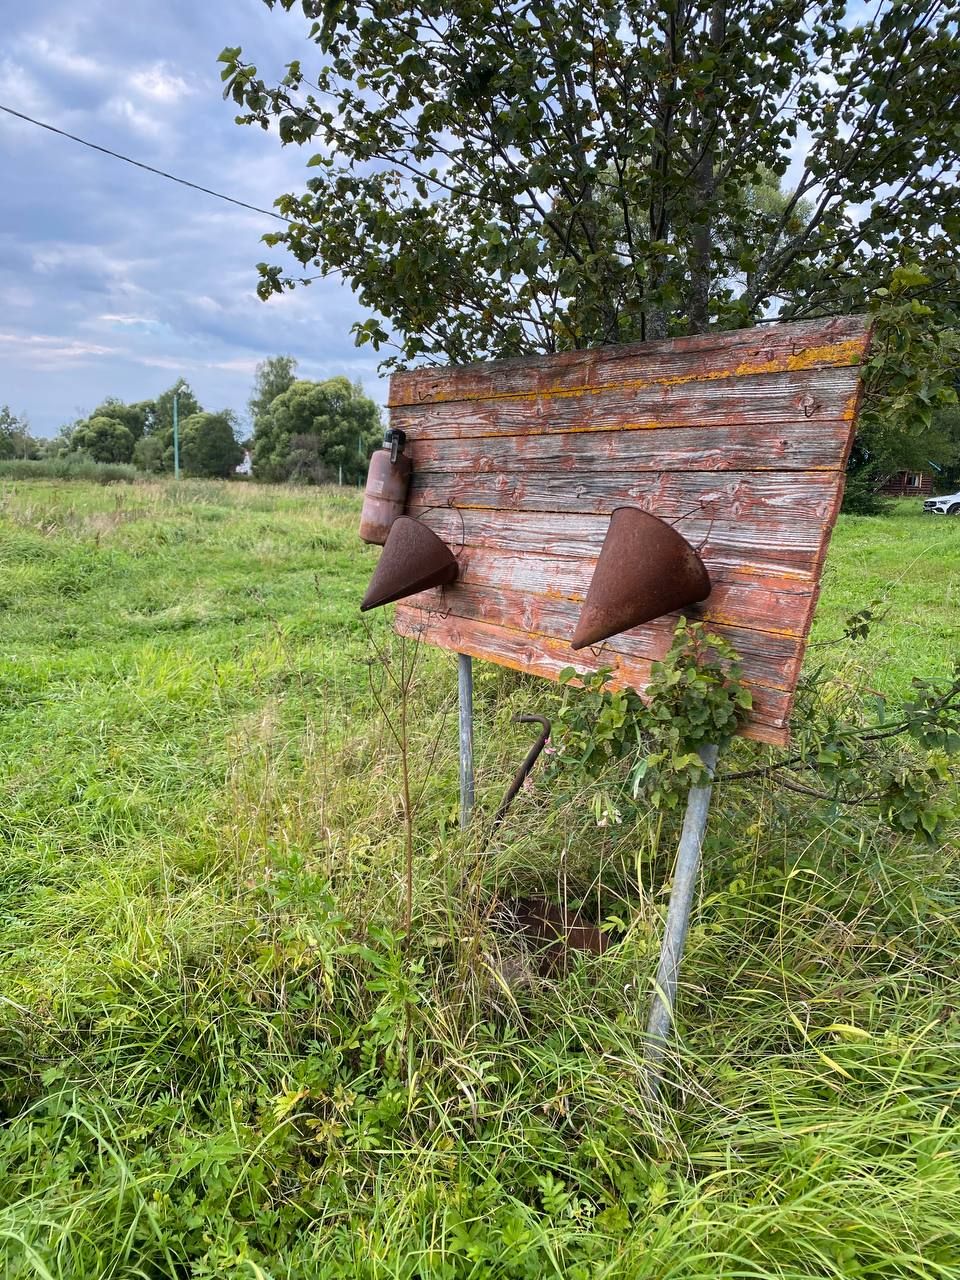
left=492, top=714, right=552, bottom=827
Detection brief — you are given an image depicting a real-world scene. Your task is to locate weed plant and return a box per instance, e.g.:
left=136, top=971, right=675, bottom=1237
left=0, top=480, right=957, bottom=1278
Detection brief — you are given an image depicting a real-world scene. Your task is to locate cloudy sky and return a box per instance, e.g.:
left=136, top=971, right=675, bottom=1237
left=0, top=0, right=382, bottom=438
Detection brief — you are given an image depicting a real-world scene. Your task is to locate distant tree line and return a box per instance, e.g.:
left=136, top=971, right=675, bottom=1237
left=41, top=383, right=244, bottom=479
left=1, top=360, right=382, bottom=484
left=2, top=345, right=955, bottom=493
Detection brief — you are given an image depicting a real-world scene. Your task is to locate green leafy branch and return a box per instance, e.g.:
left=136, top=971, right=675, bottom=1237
left=720, top=662, right=960, bottom=840
left=546, top=614, right=959, bottom=841
left=550, top=621, right=752, bottom=813
left=860, top=263, right=960, bottom=439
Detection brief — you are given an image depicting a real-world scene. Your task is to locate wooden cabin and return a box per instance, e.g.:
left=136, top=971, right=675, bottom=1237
left=880, top=471, right=934, bottom=498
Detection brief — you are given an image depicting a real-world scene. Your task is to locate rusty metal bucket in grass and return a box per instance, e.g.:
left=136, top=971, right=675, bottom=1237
left=571, top=507, right=711, bottom=650
left=360, top=516, right=459, bottom=612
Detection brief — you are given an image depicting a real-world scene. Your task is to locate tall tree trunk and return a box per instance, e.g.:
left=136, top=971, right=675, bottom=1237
left=646, top=12, right=681, bottom=342
left=687, top=0, right=725, bottom=335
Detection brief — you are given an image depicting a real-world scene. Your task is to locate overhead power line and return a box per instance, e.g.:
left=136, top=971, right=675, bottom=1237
left=0, top=102, right=292, bottom=224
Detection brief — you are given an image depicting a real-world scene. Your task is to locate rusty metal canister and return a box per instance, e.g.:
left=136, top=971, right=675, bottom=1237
left=359, top=428, right=412, bottom=545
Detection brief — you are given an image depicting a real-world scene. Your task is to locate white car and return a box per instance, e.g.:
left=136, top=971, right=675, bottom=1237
left=923, top=491, right=960, bottom=515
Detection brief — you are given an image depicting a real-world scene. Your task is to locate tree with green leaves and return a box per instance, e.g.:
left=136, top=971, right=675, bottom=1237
left=0, top=406, right=37, bottom=460
left=222, top=0, right=959, bottom=361
left=132, top=435, right=165, bottom=474
left=248, top=356, right=298, bottom=439
left=70, top=415, right=136, bottom=464
left=932, top=403, right=960, bottom=489
left=253, top=376, right=381, bottom=483
left=88, top=397, right=154, bottom=442
left=126, top=381, right=206, bottom=472
left=168, top=411, right=244, bottom=478
left=149, top=381, right=201, bottom=439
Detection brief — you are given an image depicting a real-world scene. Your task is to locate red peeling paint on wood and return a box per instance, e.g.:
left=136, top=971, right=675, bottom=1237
left=385, top=316, right=873, bottom=746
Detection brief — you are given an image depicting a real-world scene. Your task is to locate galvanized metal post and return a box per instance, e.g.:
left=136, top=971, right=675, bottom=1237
left=458, top=653, right=474, bottom=828
left=172, top=389, right=180, bottom=481
left=646, top=742, right=719, bottom=1074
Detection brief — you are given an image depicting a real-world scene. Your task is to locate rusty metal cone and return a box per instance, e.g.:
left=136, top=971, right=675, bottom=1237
left=571, top=507, right=711, bottom=650
left=360, top=516, right=458, bottom=611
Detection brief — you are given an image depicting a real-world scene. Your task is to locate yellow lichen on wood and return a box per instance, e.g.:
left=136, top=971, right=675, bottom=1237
left=785, top=339, right=867, bottom=372
left=392, top=335, right=870, bottom=407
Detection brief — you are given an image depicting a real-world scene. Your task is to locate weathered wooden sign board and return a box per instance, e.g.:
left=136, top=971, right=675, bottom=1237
left=387, top=316, right=872, bottom=747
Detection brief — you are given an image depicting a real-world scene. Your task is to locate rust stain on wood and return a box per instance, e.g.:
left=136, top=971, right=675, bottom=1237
left=385, top=317, right=872, bottom=746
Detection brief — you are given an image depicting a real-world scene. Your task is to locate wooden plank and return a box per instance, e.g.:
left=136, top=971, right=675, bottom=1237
left=409, top=472, right=840, bottom=563
left=408, top=545, right=816, bottom=640
left=394, top=607, right=793, bottom=747
left=409, top=419, right=853, bottom=474
left=414, top=504, right=823, bottom=583
left=389, top=315, right=871, bottom=408
left=391, top=368, right=863, bottom=441
left=403, top=581, right=803, bottom=689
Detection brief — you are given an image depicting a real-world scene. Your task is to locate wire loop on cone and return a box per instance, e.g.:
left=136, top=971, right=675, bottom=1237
left=571, top=507, right=711, bottom=650
left=360, top=516, right=458, bottom=611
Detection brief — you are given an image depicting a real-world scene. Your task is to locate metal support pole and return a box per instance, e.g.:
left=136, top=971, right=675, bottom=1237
left=172, top=390, right=180, bottom=480
left=458, top=653, right=474, bottom=828
left=646, top=742, right=719, bottom=1075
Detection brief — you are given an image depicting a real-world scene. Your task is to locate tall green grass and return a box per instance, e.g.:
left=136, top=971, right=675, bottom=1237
left=0, top=458, right=139, bottom=484
left=0, top=479, right=957, bottom=1278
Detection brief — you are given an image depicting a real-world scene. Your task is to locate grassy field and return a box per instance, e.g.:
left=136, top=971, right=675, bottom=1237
left=0, top=478, right=958, bottom=1279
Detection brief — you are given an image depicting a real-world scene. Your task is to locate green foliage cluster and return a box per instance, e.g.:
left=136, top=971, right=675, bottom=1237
left=548, top=611, right=960, bottom=841
left=226, top=4, right=960, bottom=516
left=222, top=1, right=959, bottom=356
left=551, top=622, right=752, bottom=811
left=64, top=396, right=156, bottom=465
left=176, top=411, right=245, bottom=478
left=0, top=482, right=957, bottom=1276
left=780, top=657, right=960, bottom=841
left=0, top=405, right=40, bottom=461
left=252, top=373, right=382, bottom=484
left=249, top=353, right=298, bottom=429
left=842, top=264, right=960, bottom=508
left=70, top=414, right=137, bottom=464
left=63, top=383, right=243, bottom=478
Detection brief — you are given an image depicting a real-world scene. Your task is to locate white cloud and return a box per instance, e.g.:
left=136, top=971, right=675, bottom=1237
left=128, top=63, right=192, bottom=103
left=0, top=58, right=52, bottom=125
left=0, top=284, right=37, bottom=310
left=97, top=313, right=151, bottom=325
left=94, top=313, right=169, bottom=336
left=133, top=353, right=258, bottom=375
left=102, top=95, right=167, bottom=139
left=0, top=331, right=119, bottom=367
left=21, top=35, right=104, bottom=80
left=31, top=242, right=146, bottom=286
left=208, top=356, right=261, bottom=374
left=134, top=354, right=186, bottom=371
